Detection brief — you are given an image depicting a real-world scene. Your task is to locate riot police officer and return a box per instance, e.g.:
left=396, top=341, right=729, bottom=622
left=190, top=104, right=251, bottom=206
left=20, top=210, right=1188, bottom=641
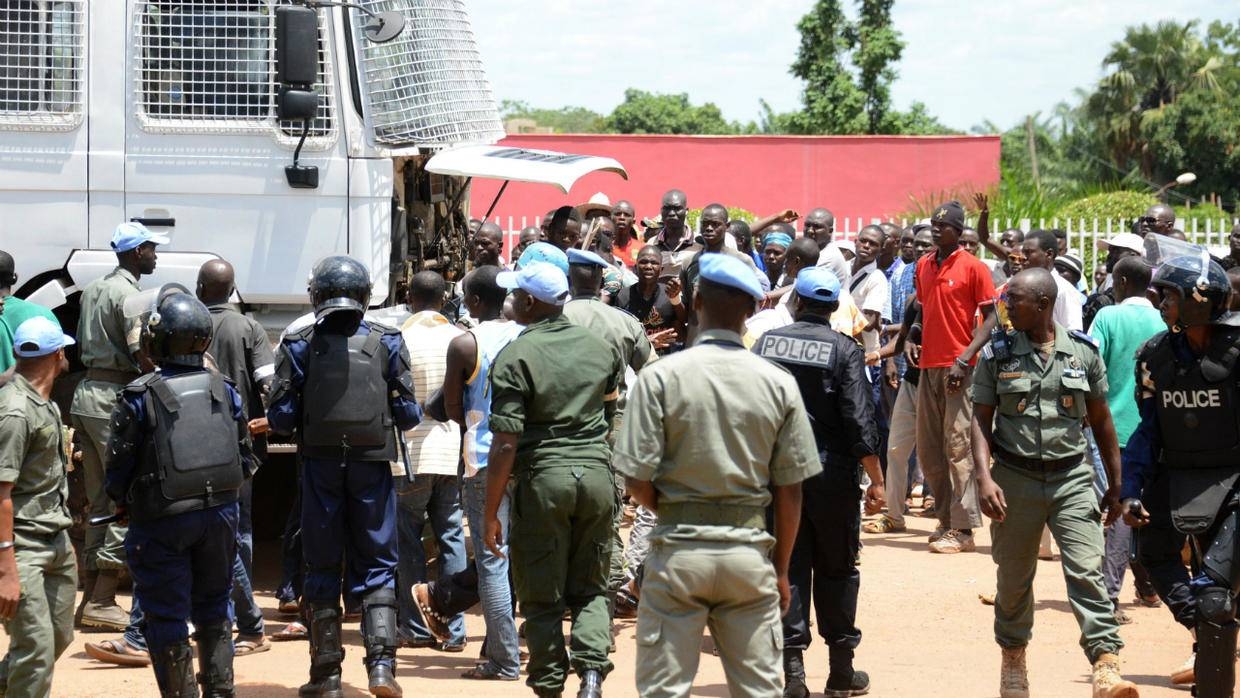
left=753, top=267, right=886, bottom=698
left=1124, top=253, right=1240, bottom=698
left=104, top=287, right=258, bottom=697
left=267, top=256, right=421, bottom=698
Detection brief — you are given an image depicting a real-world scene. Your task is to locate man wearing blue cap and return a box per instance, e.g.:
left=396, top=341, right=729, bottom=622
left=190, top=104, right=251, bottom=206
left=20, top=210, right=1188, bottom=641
left=72, top=221, right=165, bottom=647
left=563, top=247, right=655, bottom=640
left=754, top=267, right=886, bottom=698
left=615, top=254, right=820, bottom=698
left=482, top=262, right=623, bottom=698
left=0, top=317, right=76, bottom=697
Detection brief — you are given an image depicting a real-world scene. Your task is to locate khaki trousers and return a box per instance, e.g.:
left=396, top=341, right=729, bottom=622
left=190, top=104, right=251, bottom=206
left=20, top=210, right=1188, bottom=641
left=915, top=367, right=981, bottom=529
left=0, top=531, right=76, bottom=698
left=635, top=539, right=783, bottom=698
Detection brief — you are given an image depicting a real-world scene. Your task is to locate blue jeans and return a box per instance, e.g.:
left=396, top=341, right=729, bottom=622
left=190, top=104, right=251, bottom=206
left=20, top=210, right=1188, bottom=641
left=396, top=474, right=467, bottom=645
left=231, top=481, right=263, bottom=636
left=462, top=474, right=521, bottom=677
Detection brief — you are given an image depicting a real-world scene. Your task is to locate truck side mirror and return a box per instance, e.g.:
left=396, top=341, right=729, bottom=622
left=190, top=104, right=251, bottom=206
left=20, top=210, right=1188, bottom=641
left=275, top=5, right=321, bottom=189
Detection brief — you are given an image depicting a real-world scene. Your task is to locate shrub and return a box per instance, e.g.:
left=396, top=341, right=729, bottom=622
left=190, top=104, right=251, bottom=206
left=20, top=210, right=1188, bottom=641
left=1055, top=191, right=1158, bottom=222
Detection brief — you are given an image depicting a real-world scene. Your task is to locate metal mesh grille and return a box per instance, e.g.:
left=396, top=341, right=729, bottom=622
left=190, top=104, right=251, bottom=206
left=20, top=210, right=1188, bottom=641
left=0, top=1, right=84, bottom=131
left=352, top=0, right=503, bottom=147
left=135, top=1, right=335, bottom=148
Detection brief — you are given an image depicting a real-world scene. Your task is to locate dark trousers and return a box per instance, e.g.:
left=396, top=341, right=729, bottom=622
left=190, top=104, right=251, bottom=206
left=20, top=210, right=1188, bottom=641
left=277, top=464, right=304, bottom=605
left=301, top=458, right=398, bottom=604
left=126, top=503, right=239, bottom=652
left=1137, top=471, right=1198, bottom=629
left=783, top=469, right=862, bottom=652
left=429, top=562, right=480, bottom=616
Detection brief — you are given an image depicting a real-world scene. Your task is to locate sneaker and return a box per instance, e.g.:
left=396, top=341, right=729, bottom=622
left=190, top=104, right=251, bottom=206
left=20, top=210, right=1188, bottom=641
left=927, top=525, right=948, bottom=543
left=823, top=669, right=870, bottom=697
left=1091, top=653, right=1139, bottom=698
left=929, top=529, right=976, bottom=554
left=999, top=646, right=1029, bottom=698
left=863, top=516, right=906, bottom=534
left=1169, top=652, right=1194, bottom=685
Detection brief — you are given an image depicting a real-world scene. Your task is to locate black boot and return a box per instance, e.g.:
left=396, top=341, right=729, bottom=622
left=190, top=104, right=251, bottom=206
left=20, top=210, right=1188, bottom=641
left=193, top=620, right=234, bottom=698
left=783, top=649, right=809, bottom=698
left=825, top=647, right=870, bottom=697
left=151, top=642, right=198, bottom=698
left=361, top=588, right=401, bottom=697
left=1193, top=618, right=1238, bottom=698
left=299, top=604, right=344, bottom=698
left=576, top=669, right=603, bottom=698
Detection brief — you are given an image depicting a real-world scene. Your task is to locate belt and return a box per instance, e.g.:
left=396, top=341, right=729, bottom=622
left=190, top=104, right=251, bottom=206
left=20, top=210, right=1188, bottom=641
left=658, top=502, right=766, bottom=530
left=994, top=447, right=1082, bottom=473
left=86, top=368, right=140, bottom=384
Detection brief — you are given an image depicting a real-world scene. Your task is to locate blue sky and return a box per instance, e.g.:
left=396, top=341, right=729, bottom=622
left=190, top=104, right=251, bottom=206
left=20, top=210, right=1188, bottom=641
left=467, top=0, right=1236, bottom=132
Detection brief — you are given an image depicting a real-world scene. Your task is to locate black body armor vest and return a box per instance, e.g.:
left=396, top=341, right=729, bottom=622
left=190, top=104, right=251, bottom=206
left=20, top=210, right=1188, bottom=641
left=126, top=371, right=243, bottom=522
left=1147, top=328, right=1240, bottom=470
left=300, top=327, right=396, bottom=462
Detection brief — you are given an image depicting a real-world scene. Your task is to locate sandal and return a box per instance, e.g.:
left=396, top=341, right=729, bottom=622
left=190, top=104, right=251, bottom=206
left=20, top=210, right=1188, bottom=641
left=277, top=599, right=300, bottom=616
left=413, top=583, right=451, bottom=642
left=863, top=516, right=906, bottom=534
left=461, top=664, right=519, bottom=681
left=272, top=620, right=308, bottom=642
left=84, top=638, right=151, bottom=667
left=234, top=634, right=271, bottom=656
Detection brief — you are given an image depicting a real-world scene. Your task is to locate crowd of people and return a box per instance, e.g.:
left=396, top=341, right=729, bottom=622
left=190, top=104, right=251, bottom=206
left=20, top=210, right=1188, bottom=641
left=0, top=189, right=1237, bottom=698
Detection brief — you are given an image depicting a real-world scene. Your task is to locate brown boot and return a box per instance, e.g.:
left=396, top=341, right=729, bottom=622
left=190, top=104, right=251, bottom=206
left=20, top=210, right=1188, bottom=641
left=80, top=569, right=130, bottom=632
left=1091, top=653, right=1139, bottom=698
left=999, top=646, right=1029, bottom=698
left=74, top=569, right=99, bottom=628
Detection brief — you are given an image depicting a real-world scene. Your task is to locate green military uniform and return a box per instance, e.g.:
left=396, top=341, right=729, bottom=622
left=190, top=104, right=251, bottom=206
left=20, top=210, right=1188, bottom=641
left=69, top=267, right=143, bottom=571
left=489, top=313, right=624, bottom=695
left=0, top=375, right=77, bottom=698
left=971, top=325, right=1125, bottom=662
left=614, top=329, right=821, bottom=698
left=563, top=294, right=654, bottom=601
left=0, top=298, right=57, bottom=375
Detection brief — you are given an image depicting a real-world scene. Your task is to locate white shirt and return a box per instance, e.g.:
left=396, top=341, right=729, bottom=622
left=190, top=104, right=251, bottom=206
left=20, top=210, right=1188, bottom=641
left=399, top=310, right=463, bottom=477
left=816, top=242, right=852, bottom=289
left=848, top=260, right=890, bottom=353
left=1053, top=272, right=1084, bottom=331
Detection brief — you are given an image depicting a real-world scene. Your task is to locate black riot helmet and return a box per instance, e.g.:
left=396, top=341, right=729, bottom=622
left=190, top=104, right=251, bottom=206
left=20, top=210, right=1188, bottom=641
left=143, top=286, right=213, bottom=366
left=308, top=256, right=371, bottom=325
left=1151, top=253, right=1231, bottom=329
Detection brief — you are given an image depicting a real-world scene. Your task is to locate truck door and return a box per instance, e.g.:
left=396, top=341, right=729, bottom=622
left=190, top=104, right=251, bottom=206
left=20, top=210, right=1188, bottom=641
left=0, top=1, right=88, bottom=300
left=122, top=0, right=349, bottom=305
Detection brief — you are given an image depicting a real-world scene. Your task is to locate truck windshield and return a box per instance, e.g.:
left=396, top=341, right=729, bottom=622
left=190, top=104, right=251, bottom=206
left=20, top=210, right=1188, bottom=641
left=350, top=0, right=503, bottom=147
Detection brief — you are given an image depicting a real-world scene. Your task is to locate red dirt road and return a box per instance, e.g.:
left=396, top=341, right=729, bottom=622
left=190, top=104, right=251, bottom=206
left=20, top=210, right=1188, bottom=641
left=29, top=513, right=1196, bottom=697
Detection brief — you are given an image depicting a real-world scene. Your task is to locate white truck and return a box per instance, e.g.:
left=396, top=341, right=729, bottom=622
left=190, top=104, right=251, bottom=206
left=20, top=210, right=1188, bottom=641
left=0, top=0, right=624, bottom=334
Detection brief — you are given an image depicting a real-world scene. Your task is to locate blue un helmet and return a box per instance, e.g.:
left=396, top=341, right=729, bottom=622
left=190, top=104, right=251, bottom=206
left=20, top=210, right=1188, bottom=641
left=1151, top=252, right=1231, bottom=328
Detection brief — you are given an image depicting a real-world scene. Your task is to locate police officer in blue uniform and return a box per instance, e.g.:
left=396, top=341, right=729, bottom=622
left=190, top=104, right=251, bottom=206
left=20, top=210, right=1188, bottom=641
left=754, top=268, right=886, bottom=698
left=105, top=287, right=258, bottom=697
left=267, top=256, right=421, bottom=698
left=1123, top=253, right=1240, bottom=698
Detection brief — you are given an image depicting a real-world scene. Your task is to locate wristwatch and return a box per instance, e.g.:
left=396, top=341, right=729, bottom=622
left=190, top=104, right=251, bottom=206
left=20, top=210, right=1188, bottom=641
left=953, top=357, right=969, bottom=370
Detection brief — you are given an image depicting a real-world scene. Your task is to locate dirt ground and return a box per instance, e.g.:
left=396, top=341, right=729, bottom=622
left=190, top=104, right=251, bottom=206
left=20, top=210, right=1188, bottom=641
left=34, top=511, right=1197, bottom=697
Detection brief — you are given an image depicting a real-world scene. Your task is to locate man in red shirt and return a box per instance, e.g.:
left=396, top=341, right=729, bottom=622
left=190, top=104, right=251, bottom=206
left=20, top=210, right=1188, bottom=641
left=912, top=201, right=996, bottom=554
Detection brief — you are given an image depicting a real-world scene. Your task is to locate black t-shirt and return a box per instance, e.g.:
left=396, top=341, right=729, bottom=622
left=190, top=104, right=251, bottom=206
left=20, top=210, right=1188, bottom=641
left=616, top=282, right=677, bottom=335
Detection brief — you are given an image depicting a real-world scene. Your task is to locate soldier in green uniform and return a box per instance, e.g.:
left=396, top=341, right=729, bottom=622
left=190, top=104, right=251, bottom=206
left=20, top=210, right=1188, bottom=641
left=483, top=262, right=624, bottom=698
left=0, top=317, right=78, bottom=697
left=563, top=247, right=656, bottom=630
left=70, top=222, right=165, bottom=636
left=970, top=268, right=1139, bottom=698
left=615, top=254, right=820, bottom=698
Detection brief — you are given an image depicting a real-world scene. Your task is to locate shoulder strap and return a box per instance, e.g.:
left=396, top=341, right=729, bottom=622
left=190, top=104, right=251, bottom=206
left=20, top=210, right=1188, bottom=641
left=361, top=328, right=383, bottom=358
left=1068, top=329, right=1099, bottom=350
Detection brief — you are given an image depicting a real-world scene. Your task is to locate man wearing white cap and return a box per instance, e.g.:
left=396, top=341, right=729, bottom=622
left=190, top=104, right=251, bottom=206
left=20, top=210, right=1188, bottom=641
left=0, top=317, right=76, bottom=697
left=72, top=222, right=165, bottom=653
left=482, top=262, right=624, bottom=698
left=1083, top=233, right=1144, bottom=331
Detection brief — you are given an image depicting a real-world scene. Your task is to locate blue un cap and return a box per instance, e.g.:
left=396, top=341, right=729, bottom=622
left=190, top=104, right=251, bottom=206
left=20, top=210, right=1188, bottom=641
left=517, top=242, right=569, bottom=276
left=795, top=267, right=841, bottom=302
left=12, top=316, right=75, bottom=358
left=496, top=262, right=571, bottom=306
left=698, top=253, right=765, bottom=301
left=111, top=221, right=170, bottom=253
left=566, top=248, right=609, bottom=268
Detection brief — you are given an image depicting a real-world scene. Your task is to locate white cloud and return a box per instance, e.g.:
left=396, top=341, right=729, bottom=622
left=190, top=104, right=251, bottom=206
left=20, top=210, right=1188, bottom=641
left=466, top=0, right=1233, bottom=131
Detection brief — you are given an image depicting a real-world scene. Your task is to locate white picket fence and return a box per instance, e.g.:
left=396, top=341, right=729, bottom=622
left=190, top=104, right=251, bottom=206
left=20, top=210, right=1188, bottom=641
left=492, top=215, right=1240, bottom=268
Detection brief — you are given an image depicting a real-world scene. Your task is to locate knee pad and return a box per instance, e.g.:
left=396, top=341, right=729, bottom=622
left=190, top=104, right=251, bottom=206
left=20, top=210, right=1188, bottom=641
left=1198, top=587, right=1237, bottom=625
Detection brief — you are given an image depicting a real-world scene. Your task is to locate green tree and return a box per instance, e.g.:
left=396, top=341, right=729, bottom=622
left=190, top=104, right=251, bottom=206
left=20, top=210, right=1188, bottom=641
left=500, top=100, right=607, bottom=134
left=604, top=89, right=750, bottom=135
